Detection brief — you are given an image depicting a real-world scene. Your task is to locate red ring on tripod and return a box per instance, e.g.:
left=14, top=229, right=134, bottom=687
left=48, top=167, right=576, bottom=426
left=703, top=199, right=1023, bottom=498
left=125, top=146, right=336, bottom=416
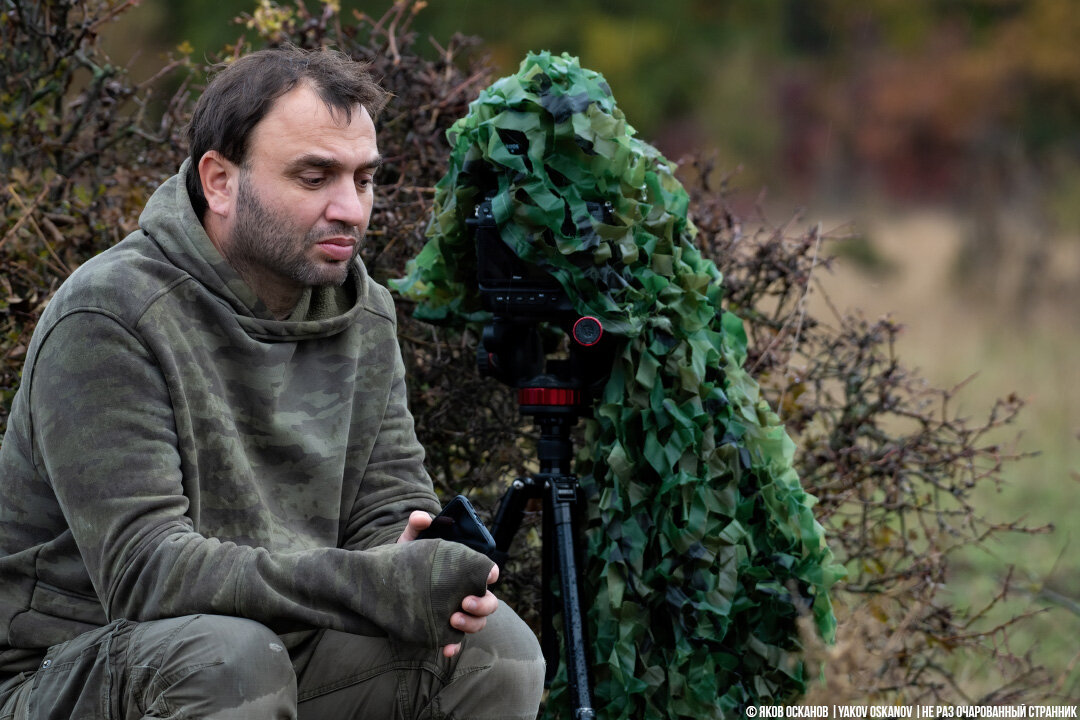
left=518, top=387, right=580, bottom=407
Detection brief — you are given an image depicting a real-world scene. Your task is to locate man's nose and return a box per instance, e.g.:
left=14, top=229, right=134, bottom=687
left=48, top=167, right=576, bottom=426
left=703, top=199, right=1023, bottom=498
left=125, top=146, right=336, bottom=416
left=325, top=178, right=370, bottom=228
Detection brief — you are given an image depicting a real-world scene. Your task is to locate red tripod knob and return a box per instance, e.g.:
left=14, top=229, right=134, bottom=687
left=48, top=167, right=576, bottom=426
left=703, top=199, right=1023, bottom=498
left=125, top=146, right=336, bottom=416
left=571, top=316, right=603, bottom=347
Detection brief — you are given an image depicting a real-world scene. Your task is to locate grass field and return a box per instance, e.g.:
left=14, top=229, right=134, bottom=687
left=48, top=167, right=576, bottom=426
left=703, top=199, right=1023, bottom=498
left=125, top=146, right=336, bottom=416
left=807, top=207, right=1080, bottom=701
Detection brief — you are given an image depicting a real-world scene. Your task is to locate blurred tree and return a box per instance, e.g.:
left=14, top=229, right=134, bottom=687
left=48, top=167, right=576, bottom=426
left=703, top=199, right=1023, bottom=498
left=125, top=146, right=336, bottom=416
left=767, top=0, right=1080, bottom=311
left=114, top=0, right=782, bottom=153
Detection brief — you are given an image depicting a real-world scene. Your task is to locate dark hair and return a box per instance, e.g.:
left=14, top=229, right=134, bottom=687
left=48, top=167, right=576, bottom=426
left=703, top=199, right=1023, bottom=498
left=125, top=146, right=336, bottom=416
left=185, top=44, right=389, bottom=218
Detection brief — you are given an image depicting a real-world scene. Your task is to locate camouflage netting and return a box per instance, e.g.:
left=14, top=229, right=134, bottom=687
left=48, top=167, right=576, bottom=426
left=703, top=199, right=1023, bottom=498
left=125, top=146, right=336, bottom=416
left=393, top=51, right=844, bottom=719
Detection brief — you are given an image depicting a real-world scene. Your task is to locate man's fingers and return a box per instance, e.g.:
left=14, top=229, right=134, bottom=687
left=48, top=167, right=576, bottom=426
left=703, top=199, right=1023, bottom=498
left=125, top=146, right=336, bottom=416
left=408, top=509, right=433, bottom=532
left=450, top=611, right=488, bottom=635
left=396, top=510, right=433, bottom=544
left=442, top=642, right=461, bottom=658
left=487, top=563, right=499, bottom=585
left=462, top=589, right=498, bottom=618
left=452, top=589, right=498, bottom=633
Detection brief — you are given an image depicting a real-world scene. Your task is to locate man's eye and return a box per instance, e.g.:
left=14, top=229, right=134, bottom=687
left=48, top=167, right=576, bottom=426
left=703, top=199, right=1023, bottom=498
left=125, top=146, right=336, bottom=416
left=357, top=176, right=375, bottom=190
left=300, top=176, right=325, bottom=187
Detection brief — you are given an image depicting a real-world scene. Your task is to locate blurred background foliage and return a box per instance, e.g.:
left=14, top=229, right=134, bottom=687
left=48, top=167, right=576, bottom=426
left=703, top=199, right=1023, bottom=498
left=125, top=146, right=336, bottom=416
left=114, top=1, right=1080, bottom=205
left=3, top=0, right=1078, bottom=712
left=106, top=0, right=1080, bottom=318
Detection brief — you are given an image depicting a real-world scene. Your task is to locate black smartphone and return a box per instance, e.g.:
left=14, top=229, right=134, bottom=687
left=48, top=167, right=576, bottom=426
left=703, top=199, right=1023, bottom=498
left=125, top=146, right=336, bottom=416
left=417, top=495, right=497, bottom=559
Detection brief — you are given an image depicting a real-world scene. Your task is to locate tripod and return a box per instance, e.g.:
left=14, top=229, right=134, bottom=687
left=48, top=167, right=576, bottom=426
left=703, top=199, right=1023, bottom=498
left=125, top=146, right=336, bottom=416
left=488, top=377, right=596, bottom=720
left=468, top=193, right=613, bottom=718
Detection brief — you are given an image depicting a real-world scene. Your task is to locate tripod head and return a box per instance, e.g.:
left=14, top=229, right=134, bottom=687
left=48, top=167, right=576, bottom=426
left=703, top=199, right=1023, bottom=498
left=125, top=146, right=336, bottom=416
left=470, top=195, right=617, bottom=415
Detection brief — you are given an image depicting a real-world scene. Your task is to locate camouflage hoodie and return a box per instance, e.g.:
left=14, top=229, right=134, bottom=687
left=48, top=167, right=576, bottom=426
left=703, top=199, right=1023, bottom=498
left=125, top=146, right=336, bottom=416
left=0, top=161, right=492, bottom=675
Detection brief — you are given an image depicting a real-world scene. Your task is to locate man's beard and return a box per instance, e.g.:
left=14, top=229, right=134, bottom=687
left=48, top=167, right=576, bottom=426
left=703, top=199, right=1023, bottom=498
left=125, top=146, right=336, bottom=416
left=225, top=172, right=363, bottom=290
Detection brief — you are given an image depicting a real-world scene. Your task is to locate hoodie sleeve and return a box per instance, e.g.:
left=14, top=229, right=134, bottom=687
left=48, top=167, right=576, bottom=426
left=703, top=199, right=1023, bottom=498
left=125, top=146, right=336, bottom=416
left=339, top=295, right=442, bottom=551
left=28, top=310, right=492, bottom=648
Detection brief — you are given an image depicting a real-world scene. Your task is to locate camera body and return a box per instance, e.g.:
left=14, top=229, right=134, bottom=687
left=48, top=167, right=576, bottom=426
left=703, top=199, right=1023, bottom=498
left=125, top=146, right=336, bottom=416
left=470, top=196, right=614, bottom=399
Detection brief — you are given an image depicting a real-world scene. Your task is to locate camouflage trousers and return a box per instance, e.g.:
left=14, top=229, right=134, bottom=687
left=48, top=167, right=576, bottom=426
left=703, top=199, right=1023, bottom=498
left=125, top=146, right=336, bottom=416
left=0, top=603, right=544, bottom=719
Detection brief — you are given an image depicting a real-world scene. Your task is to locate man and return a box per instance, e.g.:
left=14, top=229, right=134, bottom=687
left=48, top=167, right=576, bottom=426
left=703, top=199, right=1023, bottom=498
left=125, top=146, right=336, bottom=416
left=0, top=45, right=544, bottom=718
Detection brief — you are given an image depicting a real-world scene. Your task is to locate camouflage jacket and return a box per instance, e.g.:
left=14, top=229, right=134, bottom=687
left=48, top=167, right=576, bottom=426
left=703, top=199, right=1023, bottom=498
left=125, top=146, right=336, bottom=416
left=0, top=162, right=492, bottom=674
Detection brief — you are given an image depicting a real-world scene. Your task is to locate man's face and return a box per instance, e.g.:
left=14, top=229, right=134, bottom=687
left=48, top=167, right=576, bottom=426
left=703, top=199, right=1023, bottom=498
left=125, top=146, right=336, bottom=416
left=229, top=166, right=362, bottom=289
left=219, top=83, right=381, bottom=300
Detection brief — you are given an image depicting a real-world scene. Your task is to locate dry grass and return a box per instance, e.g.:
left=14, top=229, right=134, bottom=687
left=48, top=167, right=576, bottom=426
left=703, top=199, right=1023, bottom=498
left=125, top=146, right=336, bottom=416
left=805, top=207, right=1080, bottom=701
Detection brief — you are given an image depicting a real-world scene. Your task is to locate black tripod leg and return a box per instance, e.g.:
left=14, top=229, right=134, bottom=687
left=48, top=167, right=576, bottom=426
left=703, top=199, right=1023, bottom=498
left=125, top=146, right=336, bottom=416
left=490, top=476, right=560, bottom=684
left=542, top=491, right=558, bottom=686
left=549, top=477, right=596, bottom=720
left=490, top=477, right=540, bottom=569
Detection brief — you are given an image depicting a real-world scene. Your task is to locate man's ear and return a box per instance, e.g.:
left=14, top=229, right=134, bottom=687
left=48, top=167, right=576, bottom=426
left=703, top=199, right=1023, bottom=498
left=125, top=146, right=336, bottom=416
left=198, top=150, right=238, bottom=219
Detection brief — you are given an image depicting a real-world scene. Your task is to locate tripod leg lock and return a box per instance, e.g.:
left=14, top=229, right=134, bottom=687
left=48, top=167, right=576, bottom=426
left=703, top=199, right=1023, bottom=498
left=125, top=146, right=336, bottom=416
left=551, top=477, right=578, bottom=503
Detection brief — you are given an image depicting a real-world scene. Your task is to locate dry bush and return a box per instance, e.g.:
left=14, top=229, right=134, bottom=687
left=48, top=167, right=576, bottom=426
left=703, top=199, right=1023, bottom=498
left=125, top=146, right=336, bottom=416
left=1, top=0, right=192, bottom=421
left=686, top=157, right=1058, bottom=704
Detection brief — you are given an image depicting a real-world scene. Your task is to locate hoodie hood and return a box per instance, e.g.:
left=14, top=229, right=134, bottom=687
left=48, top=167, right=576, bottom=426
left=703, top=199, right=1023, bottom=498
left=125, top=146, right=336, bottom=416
left=138, top=159, right=370, bottom=342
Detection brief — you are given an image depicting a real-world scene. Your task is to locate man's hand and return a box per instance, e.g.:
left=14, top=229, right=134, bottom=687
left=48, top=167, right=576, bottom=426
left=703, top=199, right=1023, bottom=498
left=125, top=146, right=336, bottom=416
left=396, top=509, right=435, bottom=544
left=398, top=510, right=500, bottom=657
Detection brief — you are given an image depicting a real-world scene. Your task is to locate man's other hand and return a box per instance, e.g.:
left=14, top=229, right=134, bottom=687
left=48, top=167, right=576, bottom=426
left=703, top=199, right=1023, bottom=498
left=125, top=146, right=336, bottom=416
left=396, top=509, right=434, bottom=544
left=397, top=510, right=500, bottom=657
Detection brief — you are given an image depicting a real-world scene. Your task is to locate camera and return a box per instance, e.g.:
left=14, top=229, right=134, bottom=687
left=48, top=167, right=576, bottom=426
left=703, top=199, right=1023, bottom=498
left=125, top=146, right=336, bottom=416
left=470, top=195, right=614, bottom=397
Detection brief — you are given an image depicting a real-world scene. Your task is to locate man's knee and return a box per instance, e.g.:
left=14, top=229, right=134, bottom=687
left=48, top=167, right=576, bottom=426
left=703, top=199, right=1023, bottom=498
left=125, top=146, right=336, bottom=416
left=3, top=615, right=297, bottom=720
left=142, top=614, right=297, bottom=716
left=479, top=604, right=545, bottom=684
left=173, top=614, right=291, bottom=667
left=451, top=603, right=545, bottom=717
